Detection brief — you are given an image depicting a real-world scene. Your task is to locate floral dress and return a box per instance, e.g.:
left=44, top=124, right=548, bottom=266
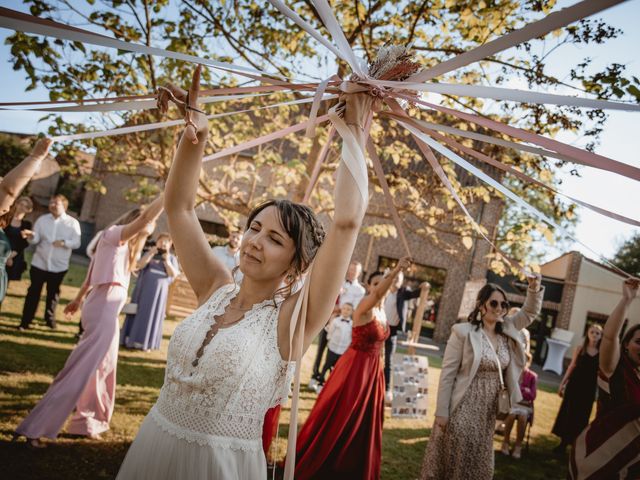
left=421, top=333, right=510, bottom=480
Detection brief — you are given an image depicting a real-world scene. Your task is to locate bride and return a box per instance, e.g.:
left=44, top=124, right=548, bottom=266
left=116, top=66, right=373, bottom=479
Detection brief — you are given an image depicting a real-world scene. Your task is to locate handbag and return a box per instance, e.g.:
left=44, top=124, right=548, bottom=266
left=121, top=303, right=138, bottom=315
left=482, top=331, right=511, bottom=420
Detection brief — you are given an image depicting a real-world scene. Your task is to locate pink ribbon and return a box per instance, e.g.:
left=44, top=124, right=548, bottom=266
left=394, top=93, right=640, bottom=182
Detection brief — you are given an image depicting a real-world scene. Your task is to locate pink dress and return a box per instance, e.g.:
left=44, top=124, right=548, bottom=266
left=16, top=225, right=130, bottom=438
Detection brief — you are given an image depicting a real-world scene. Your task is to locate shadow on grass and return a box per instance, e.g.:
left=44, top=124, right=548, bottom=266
left=0, top=438, right=129, bottom=480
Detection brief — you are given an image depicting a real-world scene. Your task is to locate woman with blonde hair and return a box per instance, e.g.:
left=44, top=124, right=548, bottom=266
left=551, top=323, right=603, bottom=454
left=421, top=276, right=543, bottom=480
left=13, top=195, right=163, bottom=447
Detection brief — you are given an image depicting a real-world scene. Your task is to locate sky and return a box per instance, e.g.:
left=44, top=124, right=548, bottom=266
left=0, top=0, right=638, bottom=266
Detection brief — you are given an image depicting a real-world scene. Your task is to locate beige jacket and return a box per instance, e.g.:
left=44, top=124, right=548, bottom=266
left=435, top=287, right=544, bottom=418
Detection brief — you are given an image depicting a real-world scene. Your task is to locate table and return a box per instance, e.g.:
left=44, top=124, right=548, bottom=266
left=542, top=338, right=571, bottom=376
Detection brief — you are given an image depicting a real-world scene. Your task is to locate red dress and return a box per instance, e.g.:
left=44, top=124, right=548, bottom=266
left=295, top=315, right=389, bottom=480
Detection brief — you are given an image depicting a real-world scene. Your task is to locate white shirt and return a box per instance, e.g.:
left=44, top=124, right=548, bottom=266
left=212, top=245, right=242, bottom=281
left=326, top=316, right=353, bottom=355
left=384, top=291, right=402, bottom=327
left=339, top=279, right=365, bottom=308
left=30, top=212, right=82, bottom=273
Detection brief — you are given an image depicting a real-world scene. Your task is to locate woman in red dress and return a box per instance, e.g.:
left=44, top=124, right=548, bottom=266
left=295, top=257, right=411, bottom=480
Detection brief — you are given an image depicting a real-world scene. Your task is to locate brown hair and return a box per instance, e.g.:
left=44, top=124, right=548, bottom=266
left=15, top=196, right=33, bottom=213
left=622, top=324, right=640, bottom=362
left=245, top=199, right=325, bottom=300
left=0, top=202, right=17, bottom=229
left=468, top=283, right=509, bottom=334
left=50, top=194, right=68, bottom=209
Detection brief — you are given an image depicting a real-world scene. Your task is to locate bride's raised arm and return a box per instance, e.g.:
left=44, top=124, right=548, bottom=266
left=280, top=92, right=373, bottom=357
left=162, top=66, right=233, bottom=305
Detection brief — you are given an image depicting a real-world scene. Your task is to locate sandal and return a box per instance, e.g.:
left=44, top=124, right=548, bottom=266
left=512, top=445, right=522, bottom=459
left=500, top=442, right=510, bottom=456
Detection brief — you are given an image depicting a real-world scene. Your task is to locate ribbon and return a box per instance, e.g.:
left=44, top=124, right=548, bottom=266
left=372, top=80, right=640, bottom=112
left=326, top=106, right=369, bottom=203
left=51, top=95, right=334, bottom=142
left=0, top=7, right=280, bottom=79
left=302, top=127, right=336, bottom=203
left=0, top=82, right=326, bottom=109
left=266, top=0, right=345, bottom=63
left=397, top=117, right=577, bottom=164
left=396, top=93, right=640, bottom=182
left=383, top=110, right=640, bottom=227
left=306, top=77, right=336, bottom=137
left=310, top=0, right=368, bottom=78
left=203, top=114, right=330, bottom=163
left=407, top=0, right=628, bottom=82
left=365, top=140, right=412, bottom=257
left=5, top=92, right=281, bottom=113
left=401, top=120, right=632, bottom=277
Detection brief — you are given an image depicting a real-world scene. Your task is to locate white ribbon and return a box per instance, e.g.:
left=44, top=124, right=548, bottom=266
left=51, top=95, right=335, bottom=142
left=408, top=0, right=628, bottom=82
left=266, top=0, right=345, bottom=62
left=401, top=120, right=630, bottom=275
left=373, top=80, right=640, bottom=112
left=0, top=6, right=279, bottom=79
left=311, top=0, right=368, bottom=78
left=405, top=117, right=577, bottom=163
left=326, top=108, right=369, bottom=203
left=3, top=92, right=281, bottom=113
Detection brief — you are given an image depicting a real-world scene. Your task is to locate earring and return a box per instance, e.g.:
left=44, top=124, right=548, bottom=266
left=476, top=310, right=482, bottom=322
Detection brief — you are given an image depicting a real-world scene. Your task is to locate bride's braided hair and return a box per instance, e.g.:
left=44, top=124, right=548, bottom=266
left=245, top=199, right=326, bottom=302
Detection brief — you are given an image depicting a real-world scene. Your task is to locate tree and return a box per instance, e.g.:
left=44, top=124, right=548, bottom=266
left=5, top=0, right=639, bottom=273
left=611, top=233, right=640, bottom=277
left=0, top=133, right=30, bottom=175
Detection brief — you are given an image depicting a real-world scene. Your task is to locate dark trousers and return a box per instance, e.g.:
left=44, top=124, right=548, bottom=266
left=311, top=329, right=329, bottom=380
left=384, top=325, right=400, bottom=392
left=20, top=265, right=67, bottom=329
left=319, top=349, right=342, bottom=384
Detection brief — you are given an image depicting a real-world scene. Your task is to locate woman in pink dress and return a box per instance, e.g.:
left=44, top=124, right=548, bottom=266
left=295, top=257, right=410, bottom=480
left=13, top=196, right=163, bottom=447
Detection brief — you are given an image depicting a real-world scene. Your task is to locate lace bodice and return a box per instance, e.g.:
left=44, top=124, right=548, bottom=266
left=150, top=283, right=295, bottom=450
left=351, top=307, right=389, bottom=355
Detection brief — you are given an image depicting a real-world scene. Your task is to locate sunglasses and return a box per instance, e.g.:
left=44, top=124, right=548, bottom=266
left=488, top=299, right=509, bottom=310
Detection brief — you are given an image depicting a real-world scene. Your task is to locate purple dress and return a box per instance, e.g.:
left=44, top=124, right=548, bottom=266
left=120, top=254, right=178, bottom=350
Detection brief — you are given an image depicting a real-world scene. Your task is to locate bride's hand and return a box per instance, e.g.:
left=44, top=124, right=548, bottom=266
left=157, top=65, right=208, bottom=144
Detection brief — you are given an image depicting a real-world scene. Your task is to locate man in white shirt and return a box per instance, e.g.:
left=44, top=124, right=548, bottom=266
left=317, top=303, right=354, bottom=389
left=211, top=230, right=242, bottom=281
left=310, top=260, right=365, bottom=387
left=19, top=195, right=81, bottom=330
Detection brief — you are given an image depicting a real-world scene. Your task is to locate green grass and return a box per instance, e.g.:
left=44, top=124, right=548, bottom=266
left=0, top=265, right=567, bottom=479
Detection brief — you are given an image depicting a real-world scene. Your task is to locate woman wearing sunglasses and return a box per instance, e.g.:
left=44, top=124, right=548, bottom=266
left=421, top=276, right=543, bottom=480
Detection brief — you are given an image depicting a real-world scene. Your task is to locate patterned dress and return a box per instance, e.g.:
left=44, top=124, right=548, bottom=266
left=421, top=333, right=510, bottom=480
left=117, top=283, right=294, bottom=480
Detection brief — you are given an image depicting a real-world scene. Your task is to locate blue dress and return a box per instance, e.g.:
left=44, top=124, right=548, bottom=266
left=120, top=254, right=178, bottom=350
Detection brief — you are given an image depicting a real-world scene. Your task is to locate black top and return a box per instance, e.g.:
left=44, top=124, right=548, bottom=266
left=5, top=219, right=32, bottom=280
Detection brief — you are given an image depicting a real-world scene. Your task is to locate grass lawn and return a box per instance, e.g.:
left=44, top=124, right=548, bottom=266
left=0, top=263, right=568, bottom=479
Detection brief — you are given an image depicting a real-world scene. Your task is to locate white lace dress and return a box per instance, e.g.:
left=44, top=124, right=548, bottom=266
left=117, top=283, right=294, bottom=480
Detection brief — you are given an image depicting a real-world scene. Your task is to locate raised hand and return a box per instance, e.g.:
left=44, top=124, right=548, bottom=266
left=397, top=256, right=412, bottom=271
left=527, top=273, right=541, bottom=292
left=157, top=65, right=207, bottom=144
left=622, top=278, right=639, bottom=301
left=31, top=137, right=53, bottom=159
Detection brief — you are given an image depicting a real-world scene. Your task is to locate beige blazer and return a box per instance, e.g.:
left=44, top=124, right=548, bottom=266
left=435, top=287, right=544, bottom=418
